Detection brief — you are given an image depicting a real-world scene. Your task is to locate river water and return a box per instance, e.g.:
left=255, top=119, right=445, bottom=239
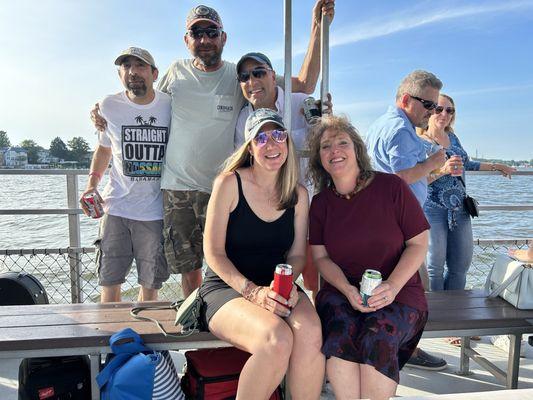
left=0, top=172, right=532, bottom=249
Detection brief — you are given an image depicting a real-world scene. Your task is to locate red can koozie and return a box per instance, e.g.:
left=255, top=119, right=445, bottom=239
left=82, top=192, right=104, bottom=219
left=273, top=264, right=293, bottom=300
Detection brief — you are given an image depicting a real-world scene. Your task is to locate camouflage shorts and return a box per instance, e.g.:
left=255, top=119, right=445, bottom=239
left=162, top=189, right=210, bottom=274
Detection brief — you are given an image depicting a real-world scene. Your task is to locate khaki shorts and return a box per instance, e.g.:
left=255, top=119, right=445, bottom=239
left=162, top=190, right=210, bottom=274
left=95, top=214, right=169, bottom=289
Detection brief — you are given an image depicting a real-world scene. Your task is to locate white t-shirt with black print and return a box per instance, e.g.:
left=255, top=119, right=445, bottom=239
left=98, top=90, right=171, bottom=221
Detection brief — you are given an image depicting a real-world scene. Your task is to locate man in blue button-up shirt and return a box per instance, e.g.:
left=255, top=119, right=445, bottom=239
left=366, top=70, right=446, bottom=205
left=366, top=70, right=448, bottom=371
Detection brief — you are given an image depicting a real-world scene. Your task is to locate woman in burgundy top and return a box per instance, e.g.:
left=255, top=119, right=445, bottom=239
left=308, top=115, right=430, bottom=400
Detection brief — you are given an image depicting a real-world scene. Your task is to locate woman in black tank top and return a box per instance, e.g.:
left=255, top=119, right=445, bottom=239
left=199, top=109, right=325, bottom=399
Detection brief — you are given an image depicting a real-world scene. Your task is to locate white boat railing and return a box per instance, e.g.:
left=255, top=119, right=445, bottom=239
left=0, top=169, right=532, bottom=303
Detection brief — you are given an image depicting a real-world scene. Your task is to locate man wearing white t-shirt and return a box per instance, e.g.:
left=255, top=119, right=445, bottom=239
left=234, top=52, right=324, bottom=188
left=81, top=47, right=171, bottom=302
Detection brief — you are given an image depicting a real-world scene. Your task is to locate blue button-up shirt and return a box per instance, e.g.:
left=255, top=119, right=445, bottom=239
left=366, top=106, right=428, bottom=206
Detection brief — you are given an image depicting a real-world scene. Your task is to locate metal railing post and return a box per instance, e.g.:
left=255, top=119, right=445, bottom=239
left=283, top=0, right=292, bottom=131
left=66, top=174, right=82, bottom=303
left=320, top=10, right=330, bottom=108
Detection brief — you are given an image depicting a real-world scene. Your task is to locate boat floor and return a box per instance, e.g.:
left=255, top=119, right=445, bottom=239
left=1, top=337, right=532, bottom=399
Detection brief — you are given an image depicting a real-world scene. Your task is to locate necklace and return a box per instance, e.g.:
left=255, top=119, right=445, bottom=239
left=422, top=132, right=449, bottom=149
left=332, top=178, right=364, bottom=200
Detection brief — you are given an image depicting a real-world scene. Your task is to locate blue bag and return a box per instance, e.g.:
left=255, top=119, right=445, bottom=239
left=96, top=328, right=184, bottom=400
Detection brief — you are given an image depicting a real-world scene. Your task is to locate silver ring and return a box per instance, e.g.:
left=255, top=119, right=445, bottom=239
left=453, top=165, right=458, bottom=170
left=384, top=296, right=388, bottom=301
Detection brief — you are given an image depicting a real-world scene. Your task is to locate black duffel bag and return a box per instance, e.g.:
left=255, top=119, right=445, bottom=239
left=0, top=271, right=91, bottom=400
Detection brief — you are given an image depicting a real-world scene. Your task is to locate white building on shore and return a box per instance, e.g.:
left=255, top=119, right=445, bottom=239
left=0, top=147, right=28, bottom=168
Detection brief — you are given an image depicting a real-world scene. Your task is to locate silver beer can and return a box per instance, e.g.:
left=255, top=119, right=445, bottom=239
left=360, top=269, right=382, bottom=307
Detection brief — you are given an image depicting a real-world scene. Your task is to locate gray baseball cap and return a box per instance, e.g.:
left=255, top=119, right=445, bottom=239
left=114, top=47, right=156, bottom=69
left=244, top=108, right=286, bottom=143
left=236, top=52, right=273, bottom=74
left=186, top=5, right=223, bottom=29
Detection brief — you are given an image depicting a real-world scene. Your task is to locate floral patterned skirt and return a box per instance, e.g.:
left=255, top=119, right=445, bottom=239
left=316, top=288, right=428, bottom=383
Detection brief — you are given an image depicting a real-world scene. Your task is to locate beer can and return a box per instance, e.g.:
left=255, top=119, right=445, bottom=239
left=273, top=264, right=293, bottom=301
left=82, top=192, right=104, bottom=219
left=302, top=97, right=321, bottom=124
left=360, top=269, right=382, bottom=307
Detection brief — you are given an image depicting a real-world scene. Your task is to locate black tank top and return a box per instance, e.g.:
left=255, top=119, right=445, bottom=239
left=203, top=171, right=295, bottom=289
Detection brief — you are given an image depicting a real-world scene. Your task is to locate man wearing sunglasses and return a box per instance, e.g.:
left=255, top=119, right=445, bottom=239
left=91, top=2, right=333, bottom=298
left=365, top=70, right=448, bottom=371
left=233, top=52, right=325, bottom=170
left=156, top=2, right=332, bottom=297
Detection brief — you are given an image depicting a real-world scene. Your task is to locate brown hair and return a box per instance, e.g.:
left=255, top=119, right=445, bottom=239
left=307, top=115, right=374, bottom=193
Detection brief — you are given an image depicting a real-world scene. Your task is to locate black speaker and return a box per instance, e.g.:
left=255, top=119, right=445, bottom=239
left=0, top=271, right=49, bottom=305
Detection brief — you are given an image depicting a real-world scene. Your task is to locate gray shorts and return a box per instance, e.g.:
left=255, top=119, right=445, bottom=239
left=95, top=214, right=169, bottom=289
left=162, top=190, right=210, bottom=274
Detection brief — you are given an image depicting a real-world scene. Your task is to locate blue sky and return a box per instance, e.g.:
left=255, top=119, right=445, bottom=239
left=1, top=0, right=532, bottom=160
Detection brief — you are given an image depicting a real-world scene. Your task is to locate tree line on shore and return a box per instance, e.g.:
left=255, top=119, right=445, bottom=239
left=1, top=129, right=530, bottom=168
left=0, top=130, right=90, bottom=165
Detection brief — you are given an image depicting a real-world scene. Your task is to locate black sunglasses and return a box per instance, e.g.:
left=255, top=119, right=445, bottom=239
left=237, top=67, right=271, bottom=83
left=435, top=106, right=455, bottom=115
left=410, top=95, right=438, bottom=111
left=187, top=27, right=222, bottom=39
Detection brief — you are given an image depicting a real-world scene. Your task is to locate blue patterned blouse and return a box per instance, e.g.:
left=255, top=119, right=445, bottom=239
left=420, top=132, right=480, bottom=230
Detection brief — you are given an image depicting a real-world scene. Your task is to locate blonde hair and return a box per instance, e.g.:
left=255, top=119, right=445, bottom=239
left=307, top=115, right=374, bottom=194
left=222, top=132, right=299, bottom=210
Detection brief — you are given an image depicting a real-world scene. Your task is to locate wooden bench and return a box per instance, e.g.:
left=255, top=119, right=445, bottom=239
left=1, top=289, right=532, bottom=400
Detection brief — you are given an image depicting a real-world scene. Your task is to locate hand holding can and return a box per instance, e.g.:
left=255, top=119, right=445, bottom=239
left=360, top=269, right=382, bottom=307
left=81, top=191, right=104, bottom=218
left=273, top=264, right=293, bottom=301
left=449, top=155, right=463, bottom=176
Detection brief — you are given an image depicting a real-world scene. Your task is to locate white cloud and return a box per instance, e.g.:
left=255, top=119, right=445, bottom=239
left=449, top=83, right=533, bottom=96
left=288, top=0, right=533, bottom=55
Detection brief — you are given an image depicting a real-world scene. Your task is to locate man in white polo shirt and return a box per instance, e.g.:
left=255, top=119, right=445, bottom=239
left=81, top=47, right=171, bottom=302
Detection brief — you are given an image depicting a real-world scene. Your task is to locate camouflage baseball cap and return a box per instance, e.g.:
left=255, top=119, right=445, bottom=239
left=244, top=108, right=286, bottom=143
left=114, top=47, right=156, bottom=69
left=186, top=5, right=223, bottom=29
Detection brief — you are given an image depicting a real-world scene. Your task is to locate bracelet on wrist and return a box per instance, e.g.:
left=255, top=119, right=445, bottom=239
left=241, top=279, right=257, bottom=301
left=490, top=163, right=497, bottom=171
left=89, top=171, right=102, bottom=180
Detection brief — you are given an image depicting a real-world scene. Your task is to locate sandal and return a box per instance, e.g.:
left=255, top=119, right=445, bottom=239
left=445, top=337, right=462, bottom=347
left=445, top=336, right=481, bottom=347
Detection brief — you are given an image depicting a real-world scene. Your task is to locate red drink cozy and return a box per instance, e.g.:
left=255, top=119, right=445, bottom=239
left=273, top=264, right=293, bottom=300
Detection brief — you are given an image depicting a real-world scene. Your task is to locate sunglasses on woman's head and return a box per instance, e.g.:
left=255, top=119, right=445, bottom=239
left=435, top=106, right=455, bottom=115
left=253, top=129, right=288, bottom=147
left=237, top=67, right=271, bottom=83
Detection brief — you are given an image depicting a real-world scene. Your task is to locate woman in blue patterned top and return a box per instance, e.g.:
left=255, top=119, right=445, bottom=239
left=417, top=94, right=515, bottom=294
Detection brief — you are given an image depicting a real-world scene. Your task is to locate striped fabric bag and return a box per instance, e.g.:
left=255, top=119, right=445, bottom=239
left=153, top=351, right=185, bottom=400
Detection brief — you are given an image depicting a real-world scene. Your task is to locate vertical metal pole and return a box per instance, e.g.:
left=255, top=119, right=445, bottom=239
left=320, top=11, right=330, bottom=108
left=459, top=336, right=471, bottom=375
left=283, top=3, right=292, bottom=399
left=507, top=334, right=521, bottom=389
left=66, top=173, right=82, bottom=303
left=283, top=0, right=292, bottom=132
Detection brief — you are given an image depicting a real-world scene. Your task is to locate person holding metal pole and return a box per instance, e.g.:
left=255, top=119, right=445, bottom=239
left=91, top=3, right=326, bottom=299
